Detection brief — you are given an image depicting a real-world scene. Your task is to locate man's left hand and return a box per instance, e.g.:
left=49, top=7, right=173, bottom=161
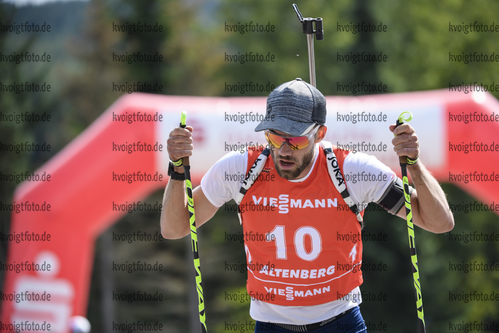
left=389, top=123, right=419, bottom=161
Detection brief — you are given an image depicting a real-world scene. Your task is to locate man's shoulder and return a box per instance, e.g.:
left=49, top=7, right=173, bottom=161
left=320, top=140, right=357, bottom=166
left=207, top=150, right=248, bottom=176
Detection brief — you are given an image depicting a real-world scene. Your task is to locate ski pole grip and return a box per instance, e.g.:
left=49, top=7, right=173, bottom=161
left=395, top=111, right=413, bottom=164
left=179, top=111, right=190, bottom=167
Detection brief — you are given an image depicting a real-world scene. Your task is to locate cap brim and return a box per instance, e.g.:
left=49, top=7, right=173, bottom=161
left=254, top=116, right=315, bottom=136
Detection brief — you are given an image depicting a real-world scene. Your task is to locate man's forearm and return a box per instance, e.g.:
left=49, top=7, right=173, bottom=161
left=160, top=177, right=190, bottom=239
left=408, top=160, right=454, bottom=233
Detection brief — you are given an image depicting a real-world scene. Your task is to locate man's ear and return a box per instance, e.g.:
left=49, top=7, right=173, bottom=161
left=315, top=125, right=327, bottom=143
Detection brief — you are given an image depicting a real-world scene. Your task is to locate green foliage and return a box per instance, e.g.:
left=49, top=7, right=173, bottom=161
left=0, top=1, right=76, bottom=290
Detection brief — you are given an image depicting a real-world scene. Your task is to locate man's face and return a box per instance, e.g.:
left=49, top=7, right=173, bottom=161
left=268, top=129, right=317, bottom=180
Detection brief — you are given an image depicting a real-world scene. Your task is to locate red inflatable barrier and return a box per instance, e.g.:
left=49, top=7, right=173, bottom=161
left=2, top=88, right=498, bottom=332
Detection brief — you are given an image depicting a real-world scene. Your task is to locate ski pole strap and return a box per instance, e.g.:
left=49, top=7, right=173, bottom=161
left=406, top=156, right=419, bottom=165
left=171, top=159, right=183, bottom=167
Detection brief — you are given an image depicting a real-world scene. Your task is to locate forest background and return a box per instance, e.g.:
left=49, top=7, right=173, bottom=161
left=1, top=0, right=498, bottom=332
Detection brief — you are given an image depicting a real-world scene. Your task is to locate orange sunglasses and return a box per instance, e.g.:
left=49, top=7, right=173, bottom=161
left=265, top=125, right=319, bottom=150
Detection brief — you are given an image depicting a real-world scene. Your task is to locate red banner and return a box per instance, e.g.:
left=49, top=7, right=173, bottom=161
left=2, top=89, right=498, bottom=332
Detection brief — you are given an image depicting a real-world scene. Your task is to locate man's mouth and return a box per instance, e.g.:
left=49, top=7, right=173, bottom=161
left=278, top=159, right=295, bottom=169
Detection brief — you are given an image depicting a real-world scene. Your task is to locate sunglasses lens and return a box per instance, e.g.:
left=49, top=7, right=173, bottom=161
left=265, top=132, right=310, bottom=150
left=265, top=132, right=281, bottom=148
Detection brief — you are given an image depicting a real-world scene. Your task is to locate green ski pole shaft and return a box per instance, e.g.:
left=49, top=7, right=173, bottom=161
left=180, top=111, right=208, bottom=333
left=395, top=111, right=426, bottom=333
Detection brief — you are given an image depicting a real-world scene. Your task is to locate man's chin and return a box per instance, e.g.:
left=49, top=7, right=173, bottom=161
left=270, top=146, right=314, bottom=180
left=275, top=165, right=301, bottom=180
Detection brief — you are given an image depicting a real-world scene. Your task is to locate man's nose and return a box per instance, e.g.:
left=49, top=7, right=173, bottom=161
left=278, top=141, right=294, bottom=156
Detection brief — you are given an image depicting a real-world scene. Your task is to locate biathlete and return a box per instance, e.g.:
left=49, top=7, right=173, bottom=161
left=160, top=78, right=454, bottom=332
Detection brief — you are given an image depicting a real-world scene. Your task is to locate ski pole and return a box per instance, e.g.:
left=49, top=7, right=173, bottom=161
left=180, top=111, right=208, bottom=333
left=395, top=111, right=426, bottom=333
left=292, top=3, right=323, bottom=87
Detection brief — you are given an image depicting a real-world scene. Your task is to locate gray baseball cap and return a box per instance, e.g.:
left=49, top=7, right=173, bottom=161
left=255, top=78, right=326, bottom=136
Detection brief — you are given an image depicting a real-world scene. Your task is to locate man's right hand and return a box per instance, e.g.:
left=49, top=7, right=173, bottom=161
left=167, top=126, right=193, bottom=173
left=161, top=125, right=219, bottom=239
